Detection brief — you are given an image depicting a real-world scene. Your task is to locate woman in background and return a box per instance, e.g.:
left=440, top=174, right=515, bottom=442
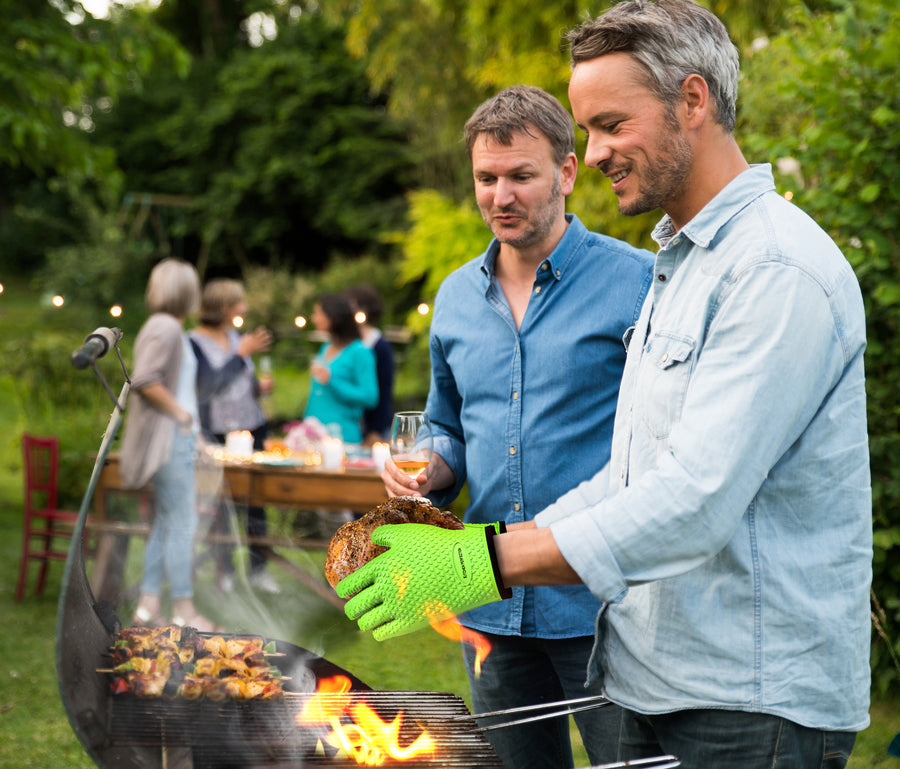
left=304, top=293, right=379, bottom=445
left=119, top=258, right=217, bottom=631
left=190, top=278, right=278, bottom=594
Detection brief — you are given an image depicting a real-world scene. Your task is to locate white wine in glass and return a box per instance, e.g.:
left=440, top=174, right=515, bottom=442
left=390, top=411, right=434, bottom=480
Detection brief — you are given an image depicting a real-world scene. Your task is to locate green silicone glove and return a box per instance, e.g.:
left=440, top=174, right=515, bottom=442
left=336, top=523, right=512, bottom=641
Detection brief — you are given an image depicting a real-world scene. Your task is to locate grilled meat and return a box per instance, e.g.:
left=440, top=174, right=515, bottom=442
left=107, top=627, right=284, bottom=701
left=324, top=496, right=464, bottom=589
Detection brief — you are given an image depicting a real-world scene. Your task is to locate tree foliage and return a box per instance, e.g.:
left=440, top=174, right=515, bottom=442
left=0, top=1, right=188, bottom=272
left=89, top=6, right=413, bottom=275
left=1, top=1, right=186, bottom=183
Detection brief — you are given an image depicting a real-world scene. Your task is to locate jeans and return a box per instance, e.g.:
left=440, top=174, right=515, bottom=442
left=462, top=633, right=621, bottom=769
left=619, top=708, right=857, bottom=769
left=141, top=430, right=197, bottom=599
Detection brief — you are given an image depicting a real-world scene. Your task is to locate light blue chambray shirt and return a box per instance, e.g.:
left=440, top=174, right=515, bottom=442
left=426, top=214, right=654, bottom=638
left=536, top=166, right=872, bottom=730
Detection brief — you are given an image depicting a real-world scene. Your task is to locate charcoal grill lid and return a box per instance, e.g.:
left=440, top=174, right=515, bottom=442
left=56, top=385, right=368, bottom=769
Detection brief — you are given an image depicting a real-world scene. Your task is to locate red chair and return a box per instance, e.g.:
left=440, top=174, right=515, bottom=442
left=15, top=434, right=80, bottom=602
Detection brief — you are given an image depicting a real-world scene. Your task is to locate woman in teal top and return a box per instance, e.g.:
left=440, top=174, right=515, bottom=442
left=304, top=293, right=379, bottom=444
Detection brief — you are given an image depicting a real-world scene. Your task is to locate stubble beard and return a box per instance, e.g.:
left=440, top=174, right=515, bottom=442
left=486, top=175, right=563, bottom=250
left=618, top=122, right=693, bottom=218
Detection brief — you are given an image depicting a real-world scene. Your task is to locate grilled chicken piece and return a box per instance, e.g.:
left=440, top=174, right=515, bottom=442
left=324, top=496, right=464, bottom=589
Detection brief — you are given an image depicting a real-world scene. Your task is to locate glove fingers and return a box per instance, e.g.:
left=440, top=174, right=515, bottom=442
left=335, top=562, right=377, bottom=599
left=343, top=584, right=383, bottom=621
left=372, top=620, right=415, bottom=642
left=356, top=603, right=396, bottom=634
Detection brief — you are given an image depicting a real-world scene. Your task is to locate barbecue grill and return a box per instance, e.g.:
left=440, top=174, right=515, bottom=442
left=56, top=357, right=505, bottom=769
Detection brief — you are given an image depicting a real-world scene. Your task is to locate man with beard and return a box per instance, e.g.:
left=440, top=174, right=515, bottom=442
left=379, top=85, right=654, bottom=768
left=342, top=4, right=872, bottom=768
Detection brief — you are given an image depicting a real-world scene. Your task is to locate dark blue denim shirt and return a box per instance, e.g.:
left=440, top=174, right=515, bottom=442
left=426, top=213, right=653, bottom=638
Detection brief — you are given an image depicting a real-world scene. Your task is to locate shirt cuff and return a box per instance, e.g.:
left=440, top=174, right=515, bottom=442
left=549, top=512, right=628, bottom=604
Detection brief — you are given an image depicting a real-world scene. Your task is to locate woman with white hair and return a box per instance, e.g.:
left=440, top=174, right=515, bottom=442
left=120, top=258, right=218, bottom=631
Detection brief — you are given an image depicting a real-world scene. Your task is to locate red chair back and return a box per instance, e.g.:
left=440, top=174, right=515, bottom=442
left=16, top=433, right=80, bottom=602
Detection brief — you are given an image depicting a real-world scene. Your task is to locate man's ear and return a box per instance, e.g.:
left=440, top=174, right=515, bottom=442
left=680, top=73, right=710, bottom=128
left=560, top=152, right=578, bottom=195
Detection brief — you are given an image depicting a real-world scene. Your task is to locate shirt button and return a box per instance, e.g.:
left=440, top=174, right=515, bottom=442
left=540, top=263, right=549, bottom=271
left=534, top=285, right=542, bottom=294
left=512, top=391, right=519, bottom=400
left=657, top=274, right=667, bottom=282
left=510, top=446, right=516, bottom=455
left=661, top=353, right=669, bottom=362
left=555, top=270, right=561, bottom=277
left=514, top=503, right=520, bottom=511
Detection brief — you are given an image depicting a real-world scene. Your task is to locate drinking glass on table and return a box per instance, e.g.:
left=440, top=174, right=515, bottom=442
left=389, top=411, right=433, bottom=480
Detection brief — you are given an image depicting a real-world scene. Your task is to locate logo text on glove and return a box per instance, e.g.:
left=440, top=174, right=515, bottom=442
left=451, top=542, right=471, bottom=585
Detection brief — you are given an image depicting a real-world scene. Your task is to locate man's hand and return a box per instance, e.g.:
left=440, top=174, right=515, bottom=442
left=381, top=452, right=454, bottom=498
left=336, top=523, right=511, bottom=641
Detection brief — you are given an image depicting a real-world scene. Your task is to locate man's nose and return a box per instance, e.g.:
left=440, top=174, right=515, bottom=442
left=584, top=136, right=613, bottom=170
left=493, top=178, right=517, bottom=207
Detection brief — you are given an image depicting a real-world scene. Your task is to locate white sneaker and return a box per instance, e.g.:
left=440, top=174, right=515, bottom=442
left=219, top=573, right=235, bottom=593
left=249, top=571, right=281, bottom=594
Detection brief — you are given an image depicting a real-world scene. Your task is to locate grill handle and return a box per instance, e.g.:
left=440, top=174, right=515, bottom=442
left=579, top=757, right=681, bottom=769
left=477, top=699, right=614, bottom=732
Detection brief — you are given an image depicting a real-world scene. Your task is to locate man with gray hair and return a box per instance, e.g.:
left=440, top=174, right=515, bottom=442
left=380, top=85, right=654, bottom=768
left=341, top=3, right=872, bottom=768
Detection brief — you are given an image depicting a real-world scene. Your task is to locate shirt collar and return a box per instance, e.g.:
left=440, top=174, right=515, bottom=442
left=652, top=163, right=775, bottom=250
left=479, top=213, right=585, bottom=281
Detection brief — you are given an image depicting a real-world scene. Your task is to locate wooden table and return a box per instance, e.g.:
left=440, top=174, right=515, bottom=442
left=88, top=453, right=388, bottom=606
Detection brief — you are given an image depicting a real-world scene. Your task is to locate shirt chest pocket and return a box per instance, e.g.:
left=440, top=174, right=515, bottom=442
left=636, top=332, right=696, bottom=440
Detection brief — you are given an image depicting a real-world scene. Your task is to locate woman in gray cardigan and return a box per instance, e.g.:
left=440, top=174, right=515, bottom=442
left=119, top=258, right=217, bottom=630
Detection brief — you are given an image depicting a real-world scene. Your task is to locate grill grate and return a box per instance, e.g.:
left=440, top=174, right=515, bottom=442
left=109, top=691, right=502, bottom=768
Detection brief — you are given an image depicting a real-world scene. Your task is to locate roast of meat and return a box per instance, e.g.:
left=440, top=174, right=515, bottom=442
left=324, top=496, right=464, bottom=589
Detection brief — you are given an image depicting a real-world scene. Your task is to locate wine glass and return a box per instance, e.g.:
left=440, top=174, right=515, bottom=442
left=389, top=411, right=434, bottom=480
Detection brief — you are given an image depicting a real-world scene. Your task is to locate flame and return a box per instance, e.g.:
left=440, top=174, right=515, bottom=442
left=297, top=676, right=437, bottom=765
left=426, top=607, right=492, bottom=678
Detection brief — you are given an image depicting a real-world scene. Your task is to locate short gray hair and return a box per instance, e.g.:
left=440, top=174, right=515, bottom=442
left=568, top=0, right=739, bottom=132
left=145, top=258, right=201, bottom=317
left=464, top=85, right=575, bottom=167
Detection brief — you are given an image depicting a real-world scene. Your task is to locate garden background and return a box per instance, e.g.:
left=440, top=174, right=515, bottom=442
left=1, top=0, right=899, bottom=765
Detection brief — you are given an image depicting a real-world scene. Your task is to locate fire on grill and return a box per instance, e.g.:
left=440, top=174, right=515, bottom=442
left=107, top=676, right=501, bottom=768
